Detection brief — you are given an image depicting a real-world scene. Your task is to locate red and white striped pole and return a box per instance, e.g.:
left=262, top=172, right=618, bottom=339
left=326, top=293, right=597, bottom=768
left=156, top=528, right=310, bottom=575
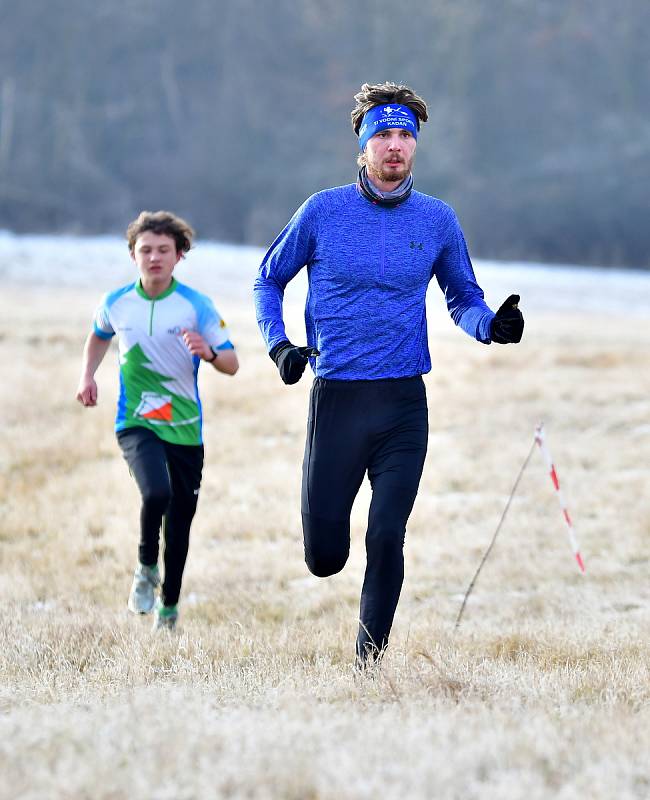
left=534, top=423, right=586, bottom=573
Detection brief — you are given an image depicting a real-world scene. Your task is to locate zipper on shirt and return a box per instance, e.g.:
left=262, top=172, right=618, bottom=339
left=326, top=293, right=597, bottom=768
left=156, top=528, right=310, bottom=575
left=135, top=278, right=176, bottom=335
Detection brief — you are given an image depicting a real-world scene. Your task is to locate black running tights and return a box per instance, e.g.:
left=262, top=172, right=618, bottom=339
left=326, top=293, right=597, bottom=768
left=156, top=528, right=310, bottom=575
left=117, top=427, right=204, bottom=606
left=301, top=376, right=428, bottom=663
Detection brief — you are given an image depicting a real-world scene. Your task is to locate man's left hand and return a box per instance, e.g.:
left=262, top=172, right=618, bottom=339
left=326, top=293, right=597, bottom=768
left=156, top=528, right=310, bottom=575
left=491, top=294, right=524, bottom=344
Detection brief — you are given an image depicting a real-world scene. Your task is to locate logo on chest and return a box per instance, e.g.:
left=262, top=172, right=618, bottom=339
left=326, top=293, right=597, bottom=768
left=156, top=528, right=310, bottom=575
left=410, top=241, right=424, bottom=251
left=166, top=325, right=195, bottom=336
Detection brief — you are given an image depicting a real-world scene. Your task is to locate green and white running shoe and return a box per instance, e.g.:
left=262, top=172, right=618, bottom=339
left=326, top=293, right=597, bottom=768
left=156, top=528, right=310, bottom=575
left=152, top=599, right=178, bottom=631
left=127, top=563, right=160, bottom=614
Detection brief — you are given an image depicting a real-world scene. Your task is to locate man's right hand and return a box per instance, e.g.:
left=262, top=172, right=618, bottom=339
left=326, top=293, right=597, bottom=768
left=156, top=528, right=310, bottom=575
left=269, top=341, right=319, bottom=385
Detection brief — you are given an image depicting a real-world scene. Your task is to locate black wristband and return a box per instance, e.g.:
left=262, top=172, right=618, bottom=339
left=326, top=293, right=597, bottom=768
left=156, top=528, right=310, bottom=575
left=207, top=348, right=219, bottom=362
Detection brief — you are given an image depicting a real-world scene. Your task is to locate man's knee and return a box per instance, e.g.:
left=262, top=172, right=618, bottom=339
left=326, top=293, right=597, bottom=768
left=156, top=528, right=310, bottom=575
left=366, top=483, right=418, bottom=554
left=367, top=521, right=405, bottom=554
left=305, top=547, right=349, bottom=578
left=302, top=513, right=350, bottom=577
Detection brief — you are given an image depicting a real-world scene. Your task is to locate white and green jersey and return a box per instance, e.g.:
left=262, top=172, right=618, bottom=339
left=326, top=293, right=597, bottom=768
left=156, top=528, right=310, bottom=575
left=93, top=278, right=233, bottom=445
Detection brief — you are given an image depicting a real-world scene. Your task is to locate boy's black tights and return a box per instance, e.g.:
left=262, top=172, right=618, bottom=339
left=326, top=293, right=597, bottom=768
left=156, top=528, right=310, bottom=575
left=117, top=427, right=203, bottom=607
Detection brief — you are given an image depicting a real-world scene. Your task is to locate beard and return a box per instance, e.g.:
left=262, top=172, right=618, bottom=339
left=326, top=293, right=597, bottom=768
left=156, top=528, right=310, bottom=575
left=367, top=155, right=413, bottom=185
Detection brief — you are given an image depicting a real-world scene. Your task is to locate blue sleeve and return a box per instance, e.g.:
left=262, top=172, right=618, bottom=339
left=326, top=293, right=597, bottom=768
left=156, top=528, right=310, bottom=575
left=177, top=285, right=235, bottom=350
left=197, top=296, right=234, bottom=350
left=253, top=194, right=320, bottom=351
left=434, top=209, right=495, bottom=343
left=93, top=294, right=115, bottom=339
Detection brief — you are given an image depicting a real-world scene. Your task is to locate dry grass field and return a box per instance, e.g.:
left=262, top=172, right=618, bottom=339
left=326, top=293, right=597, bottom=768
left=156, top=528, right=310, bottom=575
left=1, top=256, right=650, bottom=799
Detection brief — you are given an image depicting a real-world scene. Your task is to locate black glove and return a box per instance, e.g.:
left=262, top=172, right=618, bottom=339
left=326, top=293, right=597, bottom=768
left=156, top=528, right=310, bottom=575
left=490, top=294, right=524, bottom=344
left=269, top=340, right=320, bottom=385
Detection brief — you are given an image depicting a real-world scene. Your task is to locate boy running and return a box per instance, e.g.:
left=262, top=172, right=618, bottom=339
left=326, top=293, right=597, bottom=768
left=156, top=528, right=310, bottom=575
left=77, top=211, right=238, bottom=629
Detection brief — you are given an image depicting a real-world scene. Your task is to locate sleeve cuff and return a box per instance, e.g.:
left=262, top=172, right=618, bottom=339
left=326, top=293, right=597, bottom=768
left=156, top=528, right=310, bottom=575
left=93, top=326, right=114, bottom=340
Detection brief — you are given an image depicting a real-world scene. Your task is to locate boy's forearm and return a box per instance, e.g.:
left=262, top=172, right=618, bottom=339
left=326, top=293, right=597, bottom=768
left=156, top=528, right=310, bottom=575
left=81, top=332, right=111, bottom=377
left=210, top=348, right=239, bottom=375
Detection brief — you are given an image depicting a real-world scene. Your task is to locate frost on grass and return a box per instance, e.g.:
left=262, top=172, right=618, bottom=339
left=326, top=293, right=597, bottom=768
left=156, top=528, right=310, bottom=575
left=1, top=269, right=650, bottom=798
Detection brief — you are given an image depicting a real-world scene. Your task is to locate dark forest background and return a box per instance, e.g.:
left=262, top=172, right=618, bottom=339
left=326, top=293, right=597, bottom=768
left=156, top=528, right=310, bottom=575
left=0, top=0, right=648, bottom=268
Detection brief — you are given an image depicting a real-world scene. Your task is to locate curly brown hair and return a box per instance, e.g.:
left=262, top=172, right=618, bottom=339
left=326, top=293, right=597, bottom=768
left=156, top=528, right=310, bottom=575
left=350, top=81, right=428, bottom=136
left=126, top=210, right=195, bottom=254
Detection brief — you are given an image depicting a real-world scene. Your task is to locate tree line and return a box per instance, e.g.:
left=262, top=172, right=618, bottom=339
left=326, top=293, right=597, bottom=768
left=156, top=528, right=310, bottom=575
left=1, top=0, right=648, bottom=268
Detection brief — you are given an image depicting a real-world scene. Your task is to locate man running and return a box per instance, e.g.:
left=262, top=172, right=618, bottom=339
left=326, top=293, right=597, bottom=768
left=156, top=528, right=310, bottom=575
left=77, top=211, right=238, bottom=630
left=253, top=82, right=524, bottom=665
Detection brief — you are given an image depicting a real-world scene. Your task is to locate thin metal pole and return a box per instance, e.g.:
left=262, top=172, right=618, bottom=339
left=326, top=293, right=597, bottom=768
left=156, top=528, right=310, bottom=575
left=454, top=434, right=538, bottom=630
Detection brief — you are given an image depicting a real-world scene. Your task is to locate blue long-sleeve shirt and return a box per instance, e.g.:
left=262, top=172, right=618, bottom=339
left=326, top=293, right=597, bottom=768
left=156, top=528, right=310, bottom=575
left=254, top=183, right=495, bottom=380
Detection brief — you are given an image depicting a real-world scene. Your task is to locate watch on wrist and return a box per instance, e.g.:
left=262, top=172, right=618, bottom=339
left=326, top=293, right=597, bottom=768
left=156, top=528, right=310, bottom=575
left=207, top=346, right=219, bottom=363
